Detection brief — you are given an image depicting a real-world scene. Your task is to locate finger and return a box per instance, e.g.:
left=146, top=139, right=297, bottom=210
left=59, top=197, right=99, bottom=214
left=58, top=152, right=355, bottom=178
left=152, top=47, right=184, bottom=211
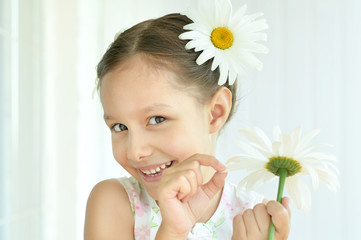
left=242, top=209, right=260, bottom=237
left=167, top=158, right=203, bottom=186
left=201, top=171, right=227, bottom=200
left=282, top=197, right=291, bottom=220
left=174, top=174, right=192, bottom=201
left=179, top=170, right=199, bottom=202
left=173, top=154, right=225, bottom=189
left=267, top=200, right=291, bottom=235
left=253, top=203, right=271, bottom=234
left=185, top=154, right=226, bottom=172
left=232, top=215, right=246, bottom=239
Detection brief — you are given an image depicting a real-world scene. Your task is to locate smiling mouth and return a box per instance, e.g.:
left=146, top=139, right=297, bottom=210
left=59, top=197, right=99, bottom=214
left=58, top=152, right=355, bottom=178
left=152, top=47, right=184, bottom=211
left=139, top=161, right=174, bottom=177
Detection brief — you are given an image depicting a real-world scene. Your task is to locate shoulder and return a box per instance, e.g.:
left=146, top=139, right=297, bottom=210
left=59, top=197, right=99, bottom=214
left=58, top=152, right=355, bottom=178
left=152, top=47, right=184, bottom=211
left=84, top=178, right=134, bottom=240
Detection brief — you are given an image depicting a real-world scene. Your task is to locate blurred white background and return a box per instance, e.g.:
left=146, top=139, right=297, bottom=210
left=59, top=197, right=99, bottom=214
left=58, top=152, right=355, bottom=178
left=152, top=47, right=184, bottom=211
left=1, top=0, right=360, bottom=239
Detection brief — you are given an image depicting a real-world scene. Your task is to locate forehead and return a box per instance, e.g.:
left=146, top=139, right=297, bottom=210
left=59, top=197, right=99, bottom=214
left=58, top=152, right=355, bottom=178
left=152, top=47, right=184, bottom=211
left=100, top=55, right=201, bottom=117
left=101, top=55, right=180, bottom=98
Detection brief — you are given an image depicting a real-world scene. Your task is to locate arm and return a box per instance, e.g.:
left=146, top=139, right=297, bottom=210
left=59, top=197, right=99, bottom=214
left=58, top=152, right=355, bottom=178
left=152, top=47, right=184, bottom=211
left=84, top=179, right=134, bottom=240
left=232, top=197, right=291, bottom=240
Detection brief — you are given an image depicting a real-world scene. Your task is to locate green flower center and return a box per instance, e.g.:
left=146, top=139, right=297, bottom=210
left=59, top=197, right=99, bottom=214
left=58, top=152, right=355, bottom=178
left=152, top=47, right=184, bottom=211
left=265, top=156, right=302, bottom=177
left=211, top=27, right=234, bottom=50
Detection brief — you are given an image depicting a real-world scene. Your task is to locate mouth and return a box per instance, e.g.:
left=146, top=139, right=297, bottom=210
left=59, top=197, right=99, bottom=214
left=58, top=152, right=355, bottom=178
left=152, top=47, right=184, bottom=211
left=138, top=161, right=174, bottom=180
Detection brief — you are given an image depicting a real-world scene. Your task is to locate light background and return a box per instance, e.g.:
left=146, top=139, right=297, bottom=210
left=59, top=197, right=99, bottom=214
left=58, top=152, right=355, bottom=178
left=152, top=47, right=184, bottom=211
left=1, top=0, right=360, bottom=239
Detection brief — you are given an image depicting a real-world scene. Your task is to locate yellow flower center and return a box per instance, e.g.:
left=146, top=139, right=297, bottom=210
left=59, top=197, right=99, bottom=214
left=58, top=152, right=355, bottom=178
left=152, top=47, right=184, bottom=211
left=211, top=27, right=234, bottom=50
left=265, top=156, right=302, bottom=177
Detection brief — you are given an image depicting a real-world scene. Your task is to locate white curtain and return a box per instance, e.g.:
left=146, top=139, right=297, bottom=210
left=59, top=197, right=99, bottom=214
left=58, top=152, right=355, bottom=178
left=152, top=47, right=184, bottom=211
left=1, top=0, right=360, bottom=239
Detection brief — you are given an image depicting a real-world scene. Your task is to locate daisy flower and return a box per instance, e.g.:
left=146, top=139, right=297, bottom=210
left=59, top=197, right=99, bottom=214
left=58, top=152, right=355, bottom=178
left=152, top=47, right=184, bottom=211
left=226, top=126, right=339, bottom=214
left=179, top=0, right=268, bottom=85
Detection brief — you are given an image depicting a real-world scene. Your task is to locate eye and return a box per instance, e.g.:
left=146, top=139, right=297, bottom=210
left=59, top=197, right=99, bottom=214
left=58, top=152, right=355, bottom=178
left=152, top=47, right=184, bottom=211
left=112, top=123, right=128, bottom=132
left=149, top=116, right=166, bottom=125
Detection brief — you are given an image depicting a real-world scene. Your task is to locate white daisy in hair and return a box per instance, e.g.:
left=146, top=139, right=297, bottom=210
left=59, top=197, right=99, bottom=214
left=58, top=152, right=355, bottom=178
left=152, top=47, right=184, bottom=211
left=179, top=0, right=268, bottom=85
left=226, top=126, right=339, bottom=214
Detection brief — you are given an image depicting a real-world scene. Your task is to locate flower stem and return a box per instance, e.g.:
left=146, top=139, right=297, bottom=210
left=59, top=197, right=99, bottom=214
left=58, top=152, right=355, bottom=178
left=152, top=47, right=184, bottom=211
left=267, top=168, right=287, bottom=240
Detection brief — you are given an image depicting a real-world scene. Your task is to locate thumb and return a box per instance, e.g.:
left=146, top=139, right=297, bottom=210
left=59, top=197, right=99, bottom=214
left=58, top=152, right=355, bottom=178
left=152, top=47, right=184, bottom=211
left=201, top=171, right=227, bottom=200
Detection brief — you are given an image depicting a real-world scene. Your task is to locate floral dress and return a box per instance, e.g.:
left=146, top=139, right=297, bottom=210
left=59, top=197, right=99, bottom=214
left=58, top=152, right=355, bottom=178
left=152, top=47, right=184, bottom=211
left=117, top=177, right=263, bottom=240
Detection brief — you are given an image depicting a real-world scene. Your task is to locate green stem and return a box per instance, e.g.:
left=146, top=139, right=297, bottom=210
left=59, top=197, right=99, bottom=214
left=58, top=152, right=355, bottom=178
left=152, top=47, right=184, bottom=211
left=267, top=168, right=287, bottom=240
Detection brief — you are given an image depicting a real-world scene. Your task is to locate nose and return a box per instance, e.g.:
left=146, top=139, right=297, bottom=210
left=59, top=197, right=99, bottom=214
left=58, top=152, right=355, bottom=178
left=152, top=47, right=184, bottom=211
left=126, top=129, right=153, bottom=161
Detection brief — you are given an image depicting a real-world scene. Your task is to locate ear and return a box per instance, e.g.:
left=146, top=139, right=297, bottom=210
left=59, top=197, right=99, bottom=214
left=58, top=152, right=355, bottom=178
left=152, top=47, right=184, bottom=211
left=208, top=87, right=232, bottom=134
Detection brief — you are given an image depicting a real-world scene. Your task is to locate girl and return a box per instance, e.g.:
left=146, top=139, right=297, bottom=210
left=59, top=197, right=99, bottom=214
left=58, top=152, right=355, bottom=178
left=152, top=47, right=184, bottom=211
left=84, top=2, right=291, bottom=239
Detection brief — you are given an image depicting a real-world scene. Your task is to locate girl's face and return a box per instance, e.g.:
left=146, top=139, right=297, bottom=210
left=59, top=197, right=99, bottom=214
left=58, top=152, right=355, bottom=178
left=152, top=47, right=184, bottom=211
left=100, top=55, right=215, bottom=199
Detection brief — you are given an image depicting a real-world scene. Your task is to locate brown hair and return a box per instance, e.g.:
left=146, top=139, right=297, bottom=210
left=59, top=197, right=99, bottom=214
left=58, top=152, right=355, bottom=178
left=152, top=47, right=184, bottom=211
left=97, top=13, right=238, bottom=123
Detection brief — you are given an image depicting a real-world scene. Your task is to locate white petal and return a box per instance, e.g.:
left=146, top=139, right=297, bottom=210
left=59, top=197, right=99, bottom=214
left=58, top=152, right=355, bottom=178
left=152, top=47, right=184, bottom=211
left=226, top=155, right=265, bottom=171
left=234, top=140, right=265, bottom=158
left=314, top=167, right=340, bottom=191
left=231, top=5, right=247, bottom=26
left=237, top=51, right=263, bottom=71
left=239, top=169, right=274, bottom=192
left=297, top=129, right=320, bottom=152
left=281, top=133, right=294, bottom=157
left=184, top=23, right=213, bottom=36
left=301, top=165, right=319, bottom=191
left=295, top=144, right=321, bottom=157
left=194, top=41, right=213, bottom=52
left=240, top=18, right=268, bottom=33
left=218, top=63, right=229, bottom=85
left=286, top=176, right=311, bottom=214
left=321, top=161, right=340, bottom=174
left=245, top=12, right=265, bottom=24
left=272, top=141, right=281, bottom=156
left=199, top=0, right=216, bottom=24
left=227, top=52, right=246, bottom=78
left=185, top=0, right=215, bottom=25
left=248, top=143, right=274, bottom=159
left=179, top=31, right=205, bottom=41
left=290, top=126, right=302, bottom=147
left=235, top=13, right=268, bottom=31
left=304, top=152, right=336, bottom=162
left=215, top=0, right=232, bottom=25
left=211, top=54, right=222, bottom=71
left=239, top=127, right=272, bottom=153
left=185, top=40, right=203, bottom=50
left=228, top=68, right=237, bottom=85
left=297, top=158, right=320, bottom=166
left=237, top=40, right=268, bottom=54
left=196, top=48, right=216, bottom=65
left=245, top=32, right=268, bottom=42
left=281, top=127, right=301, bottom=157
left=272, top=126, right=282, bottom=140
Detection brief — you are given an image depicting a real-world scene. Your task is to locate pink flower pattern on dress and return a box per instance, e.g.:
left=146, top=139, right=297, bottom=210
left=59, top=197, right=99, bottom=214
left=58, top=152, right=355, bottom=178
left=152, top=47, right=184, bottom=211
left=130, top=189, right=149, bottom=217
left=134, top=224, right=150, bottom=240
left=221, top=191, right=250, bottom=220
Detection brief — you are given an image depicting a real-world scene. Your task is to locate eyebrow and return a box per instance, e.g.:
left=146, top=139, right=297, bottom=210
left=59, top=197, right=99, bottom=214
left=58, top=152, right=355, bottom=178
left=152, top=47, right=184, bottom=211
left=103, top=103, right=173, bottom=120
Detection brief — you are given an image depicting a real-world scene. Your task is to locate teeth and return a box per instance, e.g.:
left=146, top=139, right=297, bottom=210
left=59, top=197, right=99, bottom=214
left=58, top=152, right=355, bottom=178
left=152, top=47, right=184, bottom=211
left=140, top=161, right=173, bottom=176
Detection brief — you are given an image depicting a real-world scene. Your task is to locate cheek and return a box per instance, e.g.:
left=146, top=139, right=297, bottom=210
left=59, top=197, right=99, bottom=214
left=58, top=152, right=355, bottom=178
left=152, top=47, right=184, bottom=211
left=161, top=125, right=210, bottom=159
left=111, top=136, right=127, bottom=166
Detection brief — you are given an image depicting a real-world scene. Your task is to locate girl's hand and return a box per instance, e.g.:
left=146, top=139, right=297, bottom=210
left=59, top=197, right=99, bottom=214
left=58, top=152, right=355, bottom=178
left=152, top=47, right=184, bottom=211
left=232, top=197, right=291, bottom=240
left=155, top=154, right=227, bottom=239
